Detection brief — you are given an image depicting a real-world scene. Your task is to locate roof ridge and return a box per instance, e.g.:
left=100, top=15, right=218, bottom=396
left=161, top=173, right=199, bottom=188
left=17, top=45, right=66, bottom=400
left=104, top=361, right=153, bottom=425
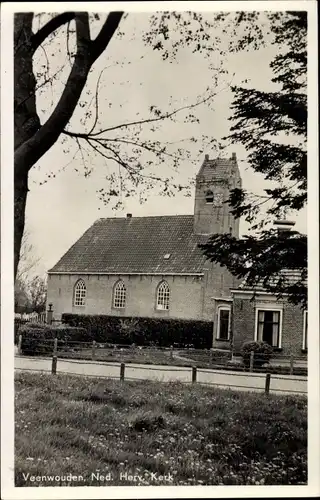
left=97, top=214, right=194, bottom=221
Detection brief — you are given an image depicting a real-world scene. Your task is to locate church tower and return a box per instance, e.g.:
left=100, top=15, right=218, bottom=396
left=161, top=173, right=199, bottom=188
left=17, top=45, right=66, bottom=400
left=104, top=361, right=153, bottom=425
left=193, top=153, right=242, bottom=237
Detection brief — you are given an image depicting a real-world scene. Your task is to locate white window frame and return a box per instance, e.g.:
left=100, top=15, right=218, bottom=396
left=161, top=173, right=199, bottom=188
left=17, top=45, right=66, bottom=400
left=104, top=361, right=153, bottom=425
left=156, top=281, right=170, bottom=310
left=113, top=280, right=126, bottom=309
left=302, top=310, right=308, bottom=350
left=73, top=279, right=86, bottom=307
left=254, top=307, right=283, bottom=348
left=217, top=306, right=231, bottom=341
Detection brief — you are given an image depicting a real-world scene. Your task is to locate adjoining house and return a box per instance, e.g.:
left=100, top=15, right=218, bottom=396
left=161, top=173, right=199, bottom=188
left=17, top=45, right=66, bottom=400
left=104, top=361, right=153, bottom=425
left=230, top=284, right=307, bottom=358
left=46, top=154, right=242, bottom=333
left=217, top=269, right=308, bottom=358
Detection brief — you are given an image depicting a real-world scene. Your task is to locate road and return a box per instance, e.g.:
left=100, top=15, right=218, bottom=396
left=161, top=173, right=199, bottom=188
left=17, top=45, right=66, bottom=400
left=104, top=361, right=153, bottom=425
left=15, top=355, right=307, bottom=396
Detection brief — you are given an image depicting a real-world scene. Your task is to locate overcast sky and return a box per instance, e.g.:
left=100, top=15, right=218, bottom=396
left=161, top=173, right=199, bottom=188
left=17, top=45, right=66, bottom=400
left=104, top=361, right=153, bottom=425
left=21, top=10, right=307, bottom=277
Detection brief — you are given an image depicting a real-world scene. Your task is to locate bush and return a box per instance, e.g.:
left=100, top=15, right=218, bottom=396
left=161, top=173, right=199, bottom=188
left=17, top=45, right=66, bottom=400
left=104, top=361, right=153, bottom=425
left=15, top=320, right=47, bottom=345
left=241, top=341, right=273, bottom=368
left=61, top=313, right=213, bottom=349
left=20, top=324, right=88, bottom=356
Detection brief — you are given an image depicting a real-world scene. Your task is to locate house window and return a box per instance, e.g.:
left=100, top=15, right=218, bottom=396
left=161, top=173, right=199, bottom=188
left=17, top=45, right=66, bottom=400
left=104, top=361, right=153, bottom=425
left=113, top=280, right=126, bottom=309
left=74, top=279, right=86, bottom=307
left=205, top=190, right=214, bottom=204
left=217, top=307, right=230, bottom=340
left=303, top=311, right=308, bottom=350
left=256, top=309, right=281, bottom=348
left=156, top=281, right=170, bottom=310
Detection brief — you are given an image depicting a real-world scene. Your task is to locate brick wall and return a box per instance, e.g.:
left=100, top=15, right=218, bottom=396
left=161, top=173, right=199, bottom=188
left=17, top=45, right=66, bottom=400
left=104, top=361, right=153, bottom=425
left=47, top=273, right=205, bottom=321
left=201, top=262, right=241, bottom=321
left=232, top=297, right=256, bottom=353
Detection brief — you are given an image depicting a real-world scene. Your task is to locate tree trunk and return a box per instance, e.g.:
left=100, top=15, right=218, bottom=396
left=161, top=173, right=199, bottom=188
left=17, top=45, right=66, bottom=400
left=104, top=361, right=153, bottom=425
left=14, top=13, right=40, bottom=281
left=14, top=171, right=28, bottom=280
left=13, top=12, right=124, bottom=281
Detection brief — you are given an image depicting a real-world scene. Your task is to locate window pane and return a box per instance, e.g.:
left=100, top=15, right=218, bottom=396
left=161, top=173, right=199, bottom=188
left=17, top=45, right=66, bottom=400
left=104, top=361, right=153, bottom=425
left=157, top=282, right=170, bottom=310
left=218, top=309, right=230, bottom=339
left=257, top=309, right=280, bottom=347
left=114, top=281, right=126, bottom=308
left=74, top=280, right=86, bottom=306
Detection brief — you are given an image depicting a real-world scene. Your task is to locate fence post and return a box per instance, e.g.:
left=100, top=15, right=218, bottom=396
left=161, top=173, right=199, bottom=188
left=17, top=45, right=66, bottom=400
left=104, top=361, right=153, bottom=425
left=192, top=366, right=197, bottom=384
left=170, top=345, right=174, bottom=360
left=209, top=349, right=213, bottom=367
left=51, top=356, right=57, bottom=375
left=290, top=355, right=294, bottom=375
left=92, top=340, right=96, bottom=360
left=53, top=337, right=58, bottom=356
left=18, top=334, right=22, bottom=355
left=47, top=303, right=54, bottom=325
left=265, top=373, right=271, bottom=394
left=249, top=351, right=254, bottom=372
left=120, top=362, right=125, bottom=381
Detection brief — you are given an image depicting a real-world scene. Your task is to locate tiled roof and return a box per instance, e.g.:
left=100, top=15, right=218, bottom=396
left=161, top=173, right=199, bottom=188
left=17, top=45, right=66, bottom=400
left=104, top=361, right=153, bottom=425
left=238, top=269, right=307, bottom=292
left=49, top=215, right=210, bottom=274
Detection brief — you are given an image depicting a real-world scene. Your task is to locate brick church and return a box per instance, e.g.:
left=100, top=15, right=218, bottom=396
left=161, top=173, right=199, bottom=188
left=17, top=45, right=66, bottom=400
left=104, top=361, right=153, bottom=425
left=47, top=153, right=242, bottom=343
left=47, top=152, right=308, bottom=356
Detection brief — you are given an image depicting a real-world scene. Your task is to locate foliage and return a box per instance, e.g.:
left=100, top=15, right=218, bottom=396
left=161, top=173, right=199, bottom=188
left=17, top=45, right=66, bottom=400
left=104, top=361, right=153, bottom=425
left=27, top=276, right=47, bottom=313
left=20, top=324, right=88, bottom=356
left=14, top=11, right=230, bottom=279
left=199, top=11, right=307, bottom=308
left=62, top=313, right=213, bottom=348
left=241, top=341, right=274, bottom=368
left=15, top=275, right=47, bottom=314
left=15, top=372, right=307, bottom=485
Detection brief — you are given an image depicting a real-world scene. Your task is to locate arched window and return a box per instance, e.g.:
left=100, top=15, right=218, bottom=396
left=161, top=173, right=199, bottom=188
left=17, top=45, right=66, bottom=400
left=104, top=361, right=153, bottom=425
left=205, top=190, right=214, bottom=204
left=74, top=279, right=86, bottom=307
left=113, top=280, right=126, bottom=309
left=156, top=281, right=170, bottom=310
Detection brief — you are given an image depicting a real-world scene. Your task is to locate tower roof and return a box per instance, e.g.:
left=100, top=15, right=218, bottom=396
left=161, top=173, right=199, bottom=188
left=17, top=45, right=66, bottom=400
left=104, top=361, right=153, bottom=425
left=197, top=153, right=239, bottom=182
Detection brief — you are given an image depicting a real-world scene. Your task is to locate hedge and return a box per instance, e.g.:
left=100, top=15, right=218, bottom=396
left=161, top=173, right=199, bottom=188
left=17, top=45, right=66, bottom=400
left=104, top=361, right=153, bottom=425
left=20, top=323, right=88, bottom=356
left=61, top=313, right=214, bottom=348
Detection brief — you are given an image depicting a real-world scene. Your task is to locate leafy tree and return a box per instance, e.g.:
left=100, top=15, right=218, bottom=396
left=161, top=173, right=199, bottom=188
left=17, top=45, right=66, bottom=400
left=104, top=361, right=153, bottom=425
left=199, top=11, right=307, bottom=308
left=14, top=11, right=227, bottom=281
left=27, top=275, right=47, bottom=313
left=15, top=230, right=41, bottom=313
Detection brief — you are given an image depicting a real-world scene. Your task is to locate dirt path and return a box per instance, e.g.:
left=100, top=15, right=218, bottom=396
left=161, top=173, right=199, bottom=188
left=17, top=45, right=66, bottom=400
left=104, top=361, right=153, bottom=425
left=15, top=355, right=307, bottom=396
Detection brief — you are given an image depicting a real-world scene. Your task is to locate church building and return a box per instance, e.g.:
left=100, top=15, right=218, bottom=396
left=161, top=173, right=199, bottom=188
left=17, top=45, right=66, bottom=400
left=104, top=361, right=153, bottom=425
left=47, top=153, right=242, bottom=342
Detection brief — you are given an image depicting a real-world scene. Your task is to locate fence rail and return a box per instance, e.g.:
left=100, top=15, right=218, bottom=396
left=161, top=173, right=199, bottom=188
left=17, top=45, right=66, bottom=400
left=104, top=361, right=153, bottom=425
left=15, top=335, right=307, bottom=396
left=17, top=334, right=307, bottom=376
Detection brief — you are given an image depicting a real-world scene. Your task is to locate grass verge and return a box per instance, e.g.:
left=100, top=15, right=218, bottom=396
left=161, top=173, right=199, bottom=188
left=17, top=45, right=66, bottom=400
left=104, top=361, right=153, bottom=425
left=15, top=372, right=307, bottom=487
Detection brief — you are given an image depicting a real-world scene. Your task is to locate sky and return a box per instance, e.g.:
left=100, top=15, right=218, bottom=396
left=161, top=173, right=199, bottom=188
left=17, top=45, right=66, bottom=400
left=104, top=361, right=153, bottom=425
left=22, top=10, right=307, bottom=277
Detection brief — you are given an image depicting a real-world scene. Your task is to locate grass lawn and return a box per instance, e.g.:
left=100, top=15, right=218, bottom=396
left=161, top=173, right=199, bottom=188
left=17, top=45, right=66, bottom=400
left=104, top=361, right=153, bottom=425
left=15, top=372, right=307, bottom=487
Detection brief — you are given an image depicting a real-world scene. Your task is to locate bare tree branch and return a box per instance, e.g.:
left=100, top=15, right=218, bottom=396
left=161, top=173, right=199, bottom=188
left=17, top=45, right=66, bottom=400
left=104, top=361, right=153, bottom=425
left=71, top=90, right=218, bottom=137
left=14, top=12, right=124, bottom=175
left=31, top=12, right=76, bottom=52
left=90, top=12, right=124, bottom=62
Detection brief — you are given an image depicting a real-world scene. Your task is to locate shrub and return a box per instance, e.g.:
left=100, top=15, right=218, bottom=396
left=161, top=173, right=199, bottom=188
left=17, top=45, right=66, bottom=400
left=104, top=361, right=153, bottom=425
left=61, top=313, right=213, bottom=348
left=241, top=341, right=273, bottom=368
left=20, top=324, right=88, bottom=356
left=15, top=320, right=47, bottom=345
